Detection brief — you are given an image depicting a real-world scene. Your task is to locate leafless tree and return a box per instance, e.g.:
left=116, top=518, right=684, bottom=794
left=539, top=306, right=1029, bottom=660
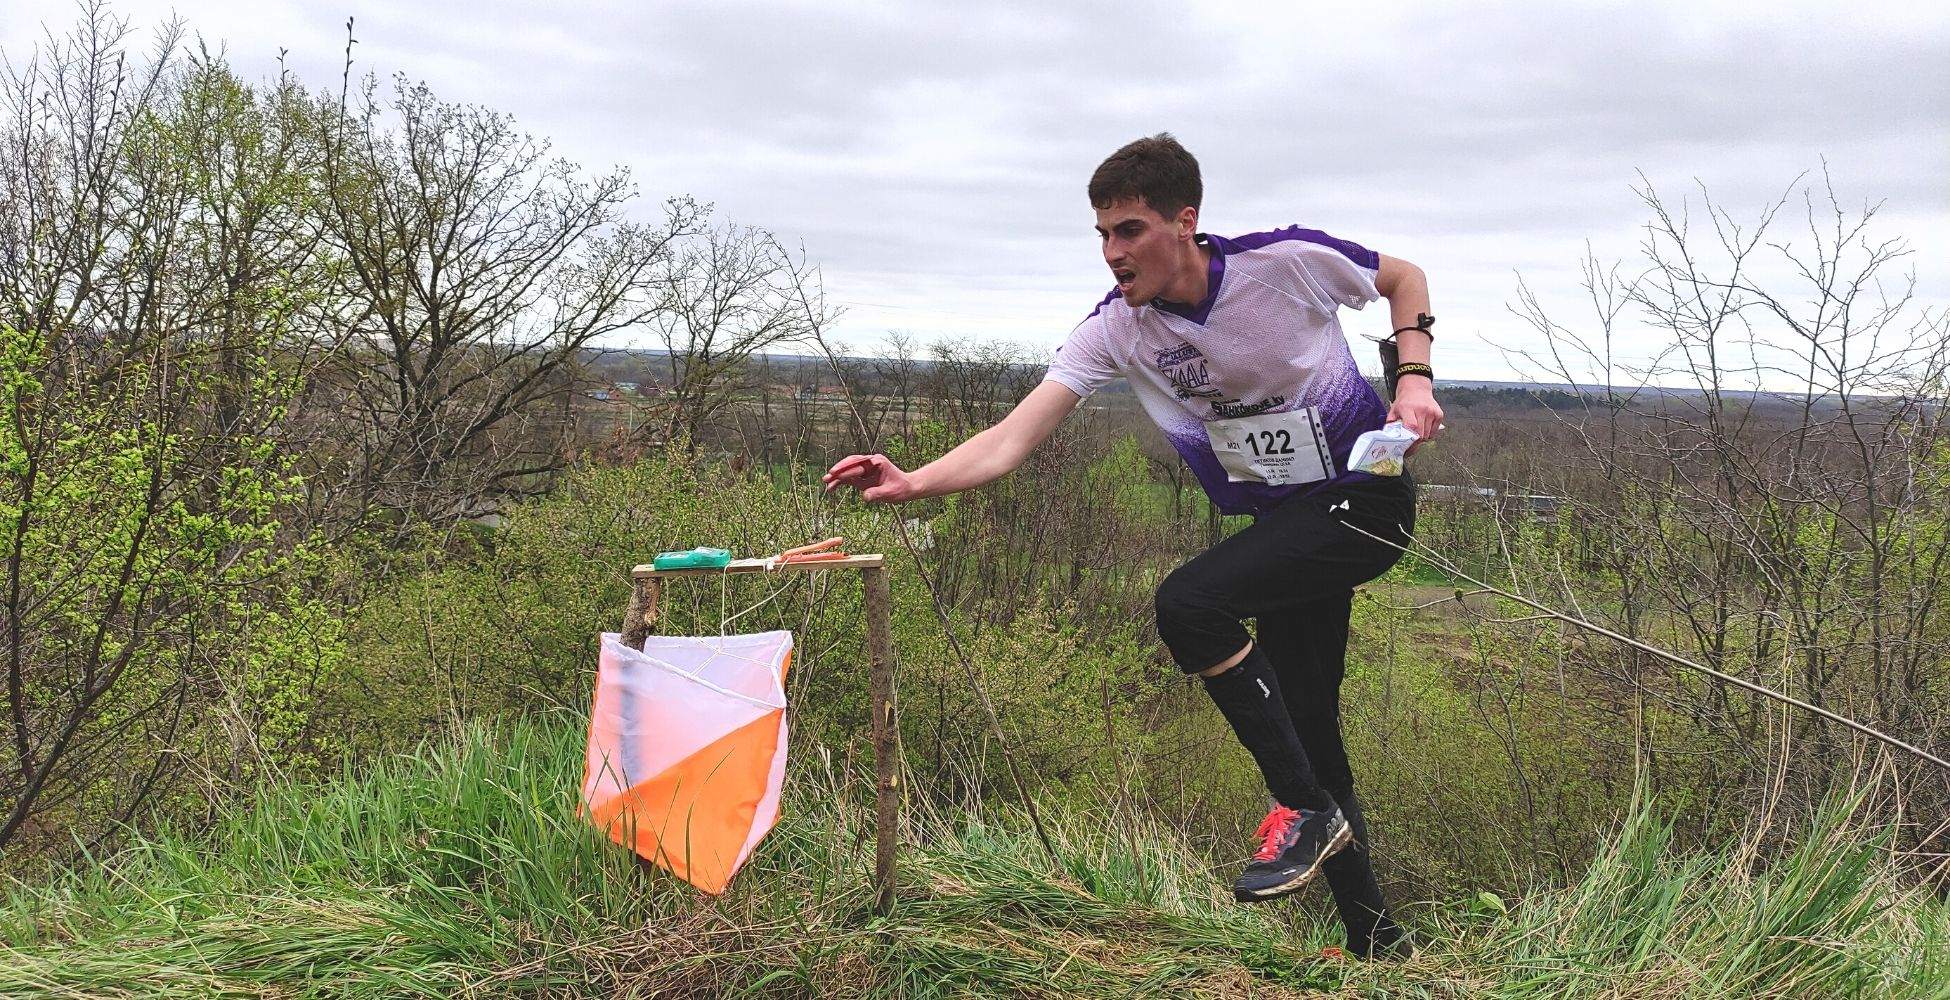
left=0, top=3, right=184, bottom=359
left=651, top=224, right=813, bottom=453
left=1502, top=168, right=1950, bottom=826
left=919, top=337, right=1037, bottom=437
left=307, top=71, right=702, bottom=529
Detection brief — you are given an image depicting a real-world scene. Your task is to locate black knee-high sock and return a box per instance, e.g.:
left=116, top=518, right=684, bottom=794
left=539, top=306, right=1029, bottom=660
left=1324, top=791, right=1404, bottom=954
left=1200, top=648, right=1337, bottom=812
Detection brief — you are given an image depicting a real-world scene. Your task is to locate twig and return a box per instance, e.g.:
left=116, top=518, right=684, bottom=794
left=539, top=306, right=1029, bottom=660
left=1349, top=521, right=1950, bottom=775
left=1405, top=587, right=1492, bottom=611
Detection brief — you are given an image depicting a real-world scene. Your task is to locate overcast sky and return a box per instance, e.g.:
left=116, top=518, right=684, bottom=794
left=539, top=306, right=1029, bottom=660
left=7, top=1, right=1946, bottom=383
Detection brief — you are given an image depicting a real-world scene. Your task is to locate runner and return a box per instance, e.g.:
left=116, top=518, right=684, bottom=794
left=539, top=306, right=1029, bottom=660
left=824, top=133, right=1442, bottom=960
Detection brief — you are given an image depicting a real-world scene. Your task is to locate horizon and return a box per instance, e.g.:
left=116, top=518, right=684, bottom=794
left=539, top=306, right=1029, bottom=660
left=611, top=346, right=1933, bottom=402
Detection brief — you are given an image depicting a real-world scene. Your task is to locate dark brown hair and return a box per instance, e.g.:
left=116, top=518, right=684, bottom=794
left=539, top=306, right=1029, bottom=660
left=1088, top=133, right=1202, bottom=218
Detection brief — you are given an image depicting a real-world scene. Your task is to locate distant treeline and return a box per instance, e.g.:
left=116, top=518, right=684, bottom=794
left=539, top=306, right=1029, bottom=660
left=1428, top=383, right=1586, bottom=410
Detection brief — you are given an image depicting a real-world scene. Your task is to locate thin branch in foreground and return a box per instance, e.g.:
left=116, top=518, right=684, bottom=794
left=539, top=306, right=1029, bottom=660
left=1351, top=520, right=1950, bottom=776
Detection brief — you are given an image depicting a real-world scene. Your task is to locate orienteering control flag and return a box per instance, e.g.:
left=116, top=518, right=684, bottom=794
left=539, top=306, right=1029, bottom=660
left=582, top=630, right=792, bottom=894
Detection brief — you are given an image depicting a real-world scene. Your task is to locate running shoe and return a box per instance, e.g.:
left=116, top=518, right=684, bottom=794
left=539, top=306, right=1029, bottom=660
left=1233, top=802, right=1353, bottom=902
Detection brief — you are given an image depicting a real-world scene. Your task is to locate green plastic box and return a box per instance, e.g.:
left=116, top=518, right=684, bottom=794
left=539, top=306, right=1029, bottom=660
left=651, top=546, right=733, bottom=571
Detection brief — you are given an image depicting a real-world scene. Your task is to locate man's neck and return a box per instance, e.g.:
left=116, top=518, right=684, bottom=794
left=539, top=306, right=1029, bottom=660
left=1155, top=238, right=1212, bottom=307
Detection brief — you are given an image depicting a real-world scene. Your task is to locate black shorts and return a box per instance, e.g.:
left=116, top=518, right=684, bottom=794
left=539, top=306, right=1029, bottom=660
left=1154, top=474, right=1416, bottom=673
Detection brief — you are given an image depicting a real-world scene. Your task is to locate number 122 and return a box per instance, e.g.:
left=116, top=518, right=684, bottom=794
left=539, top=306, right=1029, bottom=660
left=1245, top=429, right=1295, bottom=457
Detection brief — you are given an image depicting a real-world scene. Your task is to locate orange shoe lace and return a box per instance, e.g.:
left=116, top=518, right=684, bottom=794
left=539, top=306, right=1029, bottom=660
left=1253, top=804, right=1303, bottom=862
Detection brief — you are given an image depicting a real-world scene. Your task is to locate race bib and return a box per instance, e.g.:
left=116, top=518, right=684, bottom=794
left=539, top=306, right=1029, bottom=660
left=1203, top=406, right=1334, bottom=486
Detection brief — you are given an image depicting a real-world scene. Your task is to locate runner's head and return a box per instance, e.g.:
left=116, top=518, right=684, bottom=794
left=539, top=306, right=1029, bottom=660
left=1090, top=133, right=1204, bottom=305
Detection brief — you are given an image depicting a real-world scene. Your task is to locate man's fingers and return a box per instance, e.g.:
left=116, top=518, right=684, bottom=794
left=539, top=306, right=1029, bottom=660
left=826, top=455, right=873, bottom=478
left=825, top=454, right=894, bottom=497
left=824, top=455, right=876, bottom=486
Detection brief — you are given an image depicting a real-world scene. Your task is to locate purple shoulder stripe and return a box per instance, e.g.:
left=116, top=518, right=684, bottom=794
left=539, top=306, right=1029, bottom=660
left=1215, top=226, right=1379, bottom=271
left=1082, top=285, right=1123, bottom=322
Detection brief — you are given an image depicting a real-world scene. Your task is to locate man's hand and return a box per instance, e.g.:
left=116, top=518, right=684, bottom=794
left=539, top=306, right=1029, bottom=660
left=1387, top=379, right=1444, bottom=455
left=823, top=454, right=919, bottom=503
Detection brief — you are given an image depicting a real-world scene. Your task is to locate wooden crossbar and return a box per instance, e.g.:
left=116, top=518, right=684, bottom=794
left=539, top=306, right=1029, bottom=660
left=618, top=553, right=900, bottom=914
left=631, top=553, right=884, bottom=578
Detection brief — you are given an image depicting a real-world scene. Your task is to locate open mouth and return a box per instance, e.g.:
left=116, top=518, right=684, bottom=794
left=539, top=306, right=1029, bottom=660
left=1113, top=267, right=1136, bottom=289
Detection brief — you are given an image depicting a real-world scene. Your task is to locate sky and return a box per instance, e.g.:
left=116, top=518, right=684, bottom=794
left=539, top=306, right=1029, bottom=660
left=6, top=1, right=1946, bottom=384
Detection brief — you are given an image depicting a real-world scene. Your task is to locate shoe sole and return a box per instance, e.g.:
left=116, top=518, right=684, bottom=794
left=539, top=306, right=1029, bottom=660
left=1233, top=821, right=1355, bottom=903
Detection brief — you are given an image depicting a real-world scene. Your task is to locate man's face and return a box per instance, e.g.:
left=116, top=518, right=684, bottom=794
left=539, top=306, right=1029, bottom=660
left=1094, top=197, right=1195, bottom=303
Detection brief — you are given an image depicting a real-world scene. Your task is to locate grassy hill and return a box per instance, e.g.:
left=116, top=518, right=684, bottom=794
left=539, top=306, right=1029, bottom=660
left=0, top=715, right=1940, bottom=999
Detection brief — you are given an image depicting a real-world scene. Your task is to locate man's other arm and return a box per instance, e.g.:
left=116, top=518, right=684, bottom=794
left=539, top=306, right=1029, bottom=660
left=1374, top=253, right=1444, bottom=445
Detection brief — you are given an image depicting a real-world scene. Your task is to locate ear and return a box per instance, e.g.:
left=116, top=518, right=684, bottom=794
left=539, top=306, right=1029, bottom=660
left=1176, top=205, right=1199, bottom=240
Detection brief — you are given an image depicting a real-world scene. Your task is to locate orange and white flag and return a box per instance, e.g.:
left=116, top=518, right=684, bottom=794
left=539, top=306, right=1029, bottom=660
left=581, top=631, right=792, bottom=894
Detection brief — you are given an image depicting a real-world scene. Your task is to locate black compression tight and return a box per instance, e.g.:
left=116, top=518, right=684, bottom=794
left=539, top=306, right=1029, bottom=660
left=1154, top=474, right=1414, bottom=949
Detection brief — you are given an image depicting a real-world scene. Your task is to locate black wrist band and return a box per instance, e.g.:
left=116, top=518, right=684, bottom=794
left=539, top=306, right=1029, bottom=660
left=1390, top=363, right=1434, bottom=390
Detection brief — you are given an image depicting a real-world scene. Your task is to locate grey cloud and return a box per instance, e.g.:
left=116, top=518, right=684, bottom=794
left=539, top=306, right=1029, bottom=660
left=4, top=0, right=1943, bottom=379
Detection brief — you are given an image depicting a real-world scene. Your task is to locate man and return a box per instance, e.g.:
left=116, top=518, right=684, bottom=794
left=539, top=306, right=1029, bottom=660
left=823, top=134, right=1441, bottom=960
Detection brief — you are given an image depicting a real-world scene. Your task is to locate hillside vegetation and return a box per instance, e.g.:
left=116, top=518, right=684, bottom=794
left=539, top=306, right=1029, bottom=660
left=0, top=716, right=1942, bottom=999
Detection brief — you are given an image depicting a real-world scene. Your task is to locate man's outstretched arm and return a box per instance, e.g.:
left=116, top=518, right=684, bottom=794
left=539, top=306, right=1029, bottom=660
left=823, top=380, right=1082, bottom=503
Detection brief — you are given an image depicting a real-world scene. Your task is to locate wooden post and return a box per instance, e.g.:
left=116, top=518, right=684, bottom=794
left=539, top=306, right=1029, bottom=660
left=861, top=563, right=899, bottom=915
left=621, top=577, right=660, bottom=650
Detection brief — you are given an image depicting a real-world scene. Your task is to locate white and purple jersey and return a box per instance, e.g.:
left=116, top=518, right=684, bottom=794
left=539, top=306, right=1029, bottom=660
left=1043, top=226, right=1389, bottom=516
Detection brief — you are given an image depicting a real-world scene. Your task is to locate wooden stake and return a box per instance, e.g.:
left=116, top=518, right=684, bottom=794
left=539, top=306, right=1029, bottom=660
left=621, top=578, right=660, bottom=650
left=862, top=563, right=900, bottom=914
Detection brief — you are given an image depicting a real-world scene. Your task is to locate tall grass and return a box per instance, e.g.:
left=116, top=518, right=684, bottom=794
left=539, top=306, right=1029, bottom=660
left=0, top=714, right=1940, bottom=998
